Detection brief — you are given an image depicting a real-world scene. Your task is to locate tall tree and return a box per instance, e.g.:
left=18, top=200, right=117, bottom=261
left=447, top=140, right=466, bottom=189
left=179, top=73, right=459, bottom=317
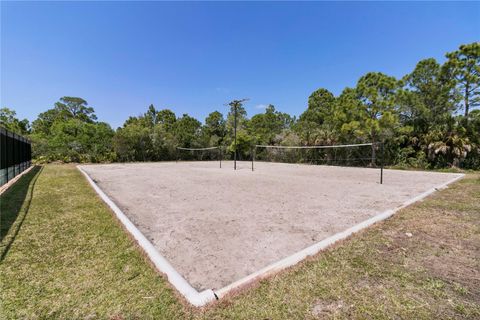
left=399, top=58, right=457, bottom=132
left=304, top=88, right=336, bottom=125
left=144, top=104, right=158, bottom=127
left=249, top=105, right=293, bottom=145
left=157, top=109, right=177, bottom=131
left=173, top=114, right=201, bottom=147
left=226, top=100, right=248, bottom=132
left=226, top=99, right=249, bottom=165
left=355, top=72, right=399, bottom=160
left=0, top=107, right=30, bottom=135
left=204, top=111, right=226, bottom=141
left=114, top=122, right=152, bottom=162
left=295, top=88, right=336, bottom=145
left=334, top=87, right=364, bottom=142
left=446, top=42, right=480, bottom=117
left=55, top=97, right=97, bottom=122
left=30, top=97, right=114, bottom=162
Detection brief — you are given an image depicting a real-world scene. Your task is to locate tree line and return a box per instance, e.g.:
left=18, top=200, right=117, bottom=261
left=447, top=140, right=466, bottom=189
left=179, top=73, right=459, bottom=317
left=1, top=42, right=479, bottom=169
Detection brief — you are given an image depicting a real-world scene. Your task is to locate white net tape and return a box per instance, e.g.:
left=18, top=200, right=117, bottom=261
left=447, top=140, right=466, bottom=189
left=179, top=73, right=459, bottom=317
left=176, top=147, right=219, bottom=151
left=255, top=143, right=373, bottom=149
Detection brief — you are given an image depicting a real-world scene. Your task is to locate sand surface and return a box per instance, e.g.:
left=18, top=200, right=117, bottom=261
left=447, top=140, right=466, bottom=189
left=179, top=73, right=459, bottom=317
left=80, top=161, right=462, bottom=291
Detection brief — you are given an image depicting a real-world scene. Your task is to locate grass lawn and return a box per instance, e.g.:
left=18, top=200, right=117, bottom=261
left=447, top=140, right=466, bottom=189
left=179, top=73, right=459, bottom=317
left=1, top=164, right=479, bottom=319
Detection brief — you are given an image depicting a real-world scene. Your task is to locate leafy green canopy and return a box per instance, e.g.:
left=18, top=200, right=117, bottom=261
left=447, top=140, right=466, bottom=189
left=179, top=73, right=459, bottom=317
left=29, top=97, right=114, bottom=163
left=2, top=42, right=479, bottom=168
left=0, top=108, right=30, bottom=135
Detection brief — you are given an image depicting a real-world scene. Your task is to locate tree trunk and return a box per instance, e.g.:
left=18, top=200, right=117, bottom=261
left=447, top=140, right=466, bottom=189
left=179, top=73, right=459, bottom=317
left=464, top=82, right=470, bottom=118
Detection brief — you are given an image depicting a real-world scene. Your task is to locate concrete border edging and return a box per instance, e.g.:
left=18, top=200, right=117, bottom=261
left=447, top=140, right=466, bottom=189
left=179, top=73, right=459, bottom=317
left=77, top=165, right=216, bottom=307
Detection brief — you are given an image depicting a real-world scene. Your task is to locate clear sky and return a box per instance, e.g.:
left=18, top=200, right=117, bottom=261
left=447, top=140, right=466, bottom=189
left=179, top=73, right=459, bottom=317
left=1, top=1, right=479, bottom=129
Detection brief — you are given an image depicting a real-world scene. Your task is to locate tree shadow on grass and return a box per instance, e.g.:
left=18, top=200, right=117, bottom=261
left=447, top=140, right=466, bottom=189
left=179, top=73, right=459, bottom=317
left=0, top=166, right=42, bottom=261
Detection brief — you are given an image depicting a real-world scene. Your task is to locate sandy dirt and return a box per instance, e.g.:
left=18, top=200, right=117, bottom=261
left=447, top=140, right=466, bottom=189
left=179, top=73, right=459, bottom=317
left=80, top=161, right=463, bottom=291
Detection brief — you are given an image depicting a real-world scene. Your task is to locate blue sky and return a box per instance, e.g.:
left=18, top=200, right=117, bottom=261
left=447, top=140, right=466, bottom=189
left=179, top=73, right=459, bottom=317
left=1, top=2, right=479, bottom=129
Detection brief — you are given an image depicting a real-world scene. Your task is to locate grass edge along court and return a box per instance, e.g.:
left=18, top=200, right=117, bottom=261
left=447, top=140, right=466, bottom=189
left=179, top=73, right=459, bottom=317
left=0, top=164, right=479, bottom=319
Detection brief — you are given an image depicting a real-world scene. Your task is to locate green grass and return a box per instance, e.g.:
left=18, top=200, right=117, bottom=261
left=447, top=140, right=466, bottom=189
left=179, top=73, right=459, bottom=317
left=0, top=165, right=184, bottom=319
left=1, top=165, right=479, bottom=319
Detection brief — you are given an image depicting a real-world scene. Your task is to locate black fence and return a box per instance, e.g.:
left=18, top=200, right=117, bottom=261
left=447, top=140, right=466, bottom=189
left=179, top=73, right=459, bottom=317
left=0, top=127, right=32, bottom=187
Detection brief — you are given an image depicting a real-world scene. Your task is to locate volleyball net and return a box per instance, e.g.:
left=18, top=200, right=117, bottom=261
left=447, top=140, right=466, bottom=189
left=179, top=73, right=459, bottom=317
left=253, top=142, right=384, bottom=183
left=176, top=146, right=223, bottom=167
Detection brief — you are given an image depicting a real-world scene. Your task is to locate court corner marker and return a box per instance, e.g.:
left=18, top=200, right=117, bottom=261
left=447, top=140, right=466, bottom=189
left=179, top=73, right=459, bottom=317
left=77, top=165, right=216, bottom=307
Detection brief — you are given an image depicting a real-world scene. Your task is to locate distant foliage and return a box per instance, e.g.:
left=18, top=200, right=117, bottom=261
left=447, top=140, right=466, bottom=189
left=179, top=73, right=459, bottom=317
left=29, top=97, right=115, bottom=163
left=0, top=108, right=30, bottom=135
left=2, top=42, right=479, bottom=168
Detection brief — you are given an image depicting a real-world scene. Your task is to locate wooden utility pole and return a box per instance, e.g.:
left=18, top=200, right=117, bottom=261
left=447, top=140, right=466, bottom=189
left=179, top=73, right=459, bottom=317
left=226, top=99, right=249, bottom=170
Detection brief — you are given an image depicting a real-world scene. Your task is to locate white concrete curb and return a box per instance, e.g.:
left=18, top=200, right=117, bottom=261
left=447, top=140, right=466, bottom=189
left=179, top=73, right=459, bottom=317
left=77, top=165, right=216, bottom=307
left=78, top=164, right=464, bottom=306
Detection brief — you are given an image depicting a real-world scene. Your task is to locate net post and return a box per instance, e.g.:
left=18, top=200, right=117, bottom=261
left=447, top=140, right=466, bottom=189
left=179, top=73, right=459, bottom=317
left=219, top=147, right=222, bottom=168
left=251, top=145, right=254, bottom=171
left=234, top=105, right=237, bottom=171
left=234, top=148, right=237, bottom=170
left=380, top=142, right=384, bottom=184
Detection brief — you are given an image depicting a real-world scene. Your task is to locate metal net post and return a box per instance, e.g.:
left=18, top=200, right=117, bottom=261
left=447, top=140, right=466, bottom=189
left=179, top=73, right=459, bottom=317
left=380, top=142, right=384, bottom=184
left=251, top=146, right=254, bottom=171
